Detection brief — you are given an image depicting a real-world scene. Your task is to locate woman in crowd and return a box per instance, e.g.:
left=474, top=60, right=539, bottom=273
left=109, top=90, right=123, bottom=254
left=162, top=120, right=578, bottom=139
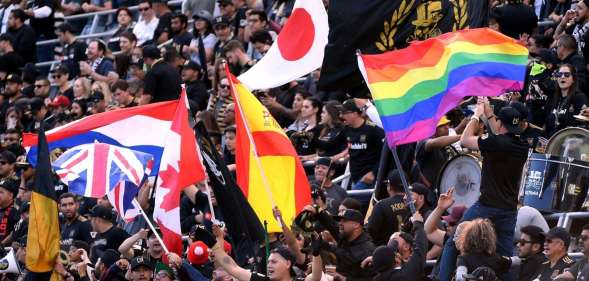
left=184, top=10, right=217, bottom=66
left=285, top=91, right=310, bottom=134
left=108, top=7, right=136, bottom=52
left=73, top=77, right=92, bottom=101
left=291, top=97, right=322, bottom=157
left=545, top=64, right=588, bottom=137
left=70, top=99, right=88, bottom=120
left=314, top=100, right=348, bottom=161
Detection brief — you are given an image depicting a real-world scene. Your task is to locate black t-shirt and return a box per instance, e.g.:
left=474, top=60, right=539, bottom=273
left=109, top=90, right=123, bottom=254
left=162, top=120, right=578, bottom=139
left=144, top=60, right=182, bottom=103
left=342, top=121, right=384, bottom=182
left=518, top=252, right=546, bottom=281
left=186, top=79, right=209, bottom=112
left=0, top=52, right=24, bottom=75
left=92, top=226, right=130, bottom=253
left=478, top=133, right=528, bottom=210
left=30, top=0, right=55, bottom=39
left=416, top=140, right=452, bottom=185
left=545, top=92, right=588, bottom=137
left=172, top=31, right=194, bottom=53
left=153, top=12, right=173, bottom=43
left=7, top=24, right=36, bottom=63
left=458, top=253, right=511, bottom=276
left=231, top=7, right=247, bottom=35
left=315, top=126, right=347, bottom=157
left=0, top=205, right=19, bottom=241
left=536, top=255, right=575, bottom=281
left=60, top=216, right=93, bottom=248
left=61, top=40, right=88, bottom=78
left=366, top=194, right=410, bottom=246
left=290, top=125, right=322, bottom=156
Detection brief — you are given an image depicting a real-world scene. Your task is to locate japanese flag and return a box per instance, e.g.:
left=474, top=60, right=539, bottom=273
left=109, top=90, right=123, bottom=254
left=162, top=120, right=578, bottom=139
left=237, top=0, right=328, bottom=90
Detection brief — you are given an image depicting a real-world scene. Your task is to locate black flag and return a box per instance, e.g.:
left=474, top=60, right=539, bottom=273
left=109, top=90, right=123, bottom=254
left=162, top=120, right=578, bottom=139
left=194, top=122, right=265, bottom=266
left=317, top=0, right=489, bottom=95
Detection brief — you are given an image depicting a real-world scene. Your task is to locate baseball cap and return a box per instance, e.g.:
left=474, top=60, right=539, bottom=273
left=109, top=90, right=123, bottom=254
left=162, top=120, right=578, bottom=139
left=315, top=157, right=331, bottom=168
left=334, top=209, right=364, bottom=225
left=509, top=101, right=528, bottom=121
left=342, top=99, right=361, bottom=114
left=442, top=205, right=467, bottom=226
left=51, top=64, right=70, bottom=75
left=545, top=227, right=571, bottom=247
left=437, top=116, right=451, bottom=127
left=183, top=60, right=201, bottom=71
left=29, top=97, right=45, bottom=113
left=463, top=266, right=499, bottom=281
left=187, top=241, right=209, bottom=265
left=6, top=74, right=21, bottom=84
left=371, top=245, right=395, bottom=273
left=142, top=45, right=161, bottom=60
left=497, top=106, right=523, bottom=134
left=217, top=0, right=233, bottom=5
left=213, top=16, right=231, bottom=28
left=154, top=262, right=173, bottom=278
left=192, top=10, right=213, bottom=22
left=0, top=150, right=16, bottom=164
left=387, top=170, right=403, bottom=189
left=0, top=178, right=18, bottom=197
left=131, top=256, right=154, bottom=271
left=48, top=95, right=71, bottom=108
left=89, top=205, right=114, bottom=221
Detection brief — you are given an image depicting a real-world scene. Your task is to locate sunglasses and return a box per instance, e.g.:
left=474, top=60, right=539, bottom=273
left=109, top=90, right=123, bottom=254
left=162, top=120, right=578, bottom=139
left=52, top=74, right=62, bottom=79
left=219, top=84, right=229, bottom=89
left=517, top=239, right=533, bottom=245
left=0, top=161, right=8, bottom=165
left=35, top=84, right=47, bottom=88
left=554, top=72, right=572, bottom=78
left=138, top=7, right=150, bottom=11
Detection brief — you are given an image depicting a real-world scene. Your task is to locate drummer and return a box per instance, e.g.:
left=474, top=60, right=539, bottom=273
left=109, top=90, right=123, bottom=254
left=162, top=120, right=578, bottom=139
left=510, top=101, right=544, bottom=152
left=415, top=115, right=461, bottom=188
left=438, top=103, right=529, bottom=281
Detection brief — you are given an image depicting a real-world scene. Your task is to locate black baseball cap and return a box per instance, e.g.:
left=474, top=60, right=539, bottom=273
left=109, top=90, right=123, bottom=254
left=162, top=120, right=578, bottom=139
left=342, top=99, right=361, bottom=114
left=217, top=0, right=233, bottom=5
left=142, top=45, right=161, bottom=60
left=497, top=106, right=523, bottom=134
left=183, top=60, right=201, bottom=71
left=131, top=256, right=154, bottom=271
left=6, top=74, right=21, bottom=84
left=51, top=64, right=70, bottom=75
left=315, top=157, right=331, bottom=168
left=0, top=178, right=18, bottom=197
left=89, top=205, right=114, bottom=221
left=509, top=101, right=528, bottom=121
left=213, top=16, right=231, bottom=28
left=334, top=209, right=364, bottom=225
left=545, top=227, right=571, bottom=247
left=387, top=170, right=403, bottom=189
left=29, top=97, right=45, bottom=113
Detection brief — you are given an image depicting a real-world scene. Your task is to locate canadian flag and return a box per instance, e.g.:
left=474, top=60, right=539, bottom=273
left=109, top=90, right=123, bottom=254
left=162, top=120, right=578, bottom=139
left=154, top=87, right=206, bottom=255
left=237, top=0, right=328, bottom=90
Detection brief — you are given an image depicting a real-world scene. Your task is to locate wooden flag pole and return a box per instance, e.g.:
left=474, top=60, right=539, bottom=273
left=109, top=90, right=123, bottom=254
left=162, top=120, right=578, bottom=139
left=390, top=147, right=417, bottom=214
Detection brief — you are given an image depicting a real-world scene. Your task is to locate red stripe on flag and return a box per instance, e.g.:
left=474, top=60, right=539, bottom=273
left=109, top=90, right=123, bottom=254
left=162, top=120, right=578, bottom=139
left=91, top=144, right=109, bottom=197
left=64, top=150, right=88, bottom=170
left=113, top=149, right=140, bottom=183
left=251, top=131, right=297, bottom=156
left=113, top=183, right=122, bottom=213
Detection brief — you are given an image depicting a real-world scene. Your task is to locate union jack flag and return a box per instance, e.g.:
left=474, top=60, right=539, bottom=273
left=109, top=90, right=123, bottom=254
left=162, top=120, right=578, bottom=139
left=107, top=182, right=141, bottom=222
left=53, top=143, right=154, bottom=198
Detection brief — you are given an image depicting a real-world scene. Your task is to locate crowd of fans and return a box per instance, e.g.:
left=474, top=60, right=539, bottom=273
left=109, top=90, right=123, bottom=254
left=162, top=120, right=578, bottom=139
left=0, top=0, right=589, bottom=280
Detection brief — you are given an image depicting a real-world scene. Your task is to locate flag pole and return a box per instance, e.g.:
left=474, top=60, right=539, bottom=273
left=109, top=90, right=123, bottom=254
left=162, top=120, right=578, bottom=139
left=203, top=181, right=216, bottom=221
left=134, top=199, right=171, bottom=254
left=390, top=146, right=416, bottom=214
left=225, top=64, right=282, bottom=225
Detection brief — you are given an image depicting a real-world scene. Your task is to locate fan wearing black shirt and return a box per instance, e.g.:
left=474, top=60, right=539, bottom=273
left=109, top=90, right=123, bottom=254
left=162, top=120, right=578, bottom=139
left=212, top=224, right=301, bottom=281
left=516, top=225, right=546, bottom=281
left=182, top=60, right=209, bottom=112
left=554, top=224, right=589, bottom=281
left=140, top=45, right=182, bottom=104
left=171, top=13, right=194, bottom=54
left=0, top=33, right=24, bottom=77
left=416, top=116, right=460, bottom=187
left=6, top=9, right=36, bottom=64
left=89, top=205, right=130, bottom=254
left=438, top=102, right=528, bottom=281
left=59, top=193, right=93, bottom=248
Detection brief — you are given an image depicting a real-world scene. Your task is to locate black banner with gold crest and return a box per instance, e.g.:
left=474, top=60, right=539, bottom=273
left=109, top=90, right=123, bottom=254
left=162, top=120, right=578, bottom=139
left=317, top=0, right=489, bottom=96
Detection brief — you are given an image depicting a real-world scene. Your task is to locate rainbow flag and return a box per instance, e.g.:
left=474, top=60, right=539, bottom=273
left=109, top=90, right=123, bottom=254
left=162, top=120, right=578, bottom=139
left=226, top=67, right=312, bottom=232
left=358, top=28, right=529, bottom=146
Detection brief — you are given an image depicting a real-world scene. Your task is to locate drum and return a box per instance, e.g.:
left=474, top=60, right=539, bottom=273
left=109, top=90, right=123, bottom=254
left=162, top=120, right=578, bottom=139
left=546, top=127, right=589, bottom=161
left=437, top=154, right=482, bottom=212
left=522, top=153, right=589, bottom=212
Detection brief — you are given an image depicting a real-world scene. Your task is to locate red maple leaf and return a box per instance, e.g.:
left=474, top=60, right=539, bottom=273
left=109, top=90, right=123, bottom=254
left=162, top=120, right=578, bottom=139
left=158, top=163, right=180, bottom=212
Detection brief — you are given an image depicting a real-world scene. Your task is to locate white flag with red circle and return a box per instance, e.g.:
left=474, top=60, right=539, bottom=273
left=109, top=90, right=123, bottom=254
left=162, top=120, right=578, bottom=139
left=237, top=0, right=328, bottom=90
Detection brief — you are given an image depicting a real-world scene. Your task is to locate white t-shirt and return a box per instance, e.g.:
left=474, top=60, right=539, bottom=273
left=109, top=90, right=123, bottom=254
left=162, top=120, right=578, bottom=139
left=133, top=17, right=159, bottom=45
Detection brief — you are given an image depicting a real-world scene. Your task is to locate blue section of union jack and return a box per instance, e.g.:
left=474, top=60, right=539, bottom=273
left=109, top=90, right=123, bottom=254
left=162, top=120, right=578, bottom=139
left=53, top=143, right=154, bottom=198
left=108, top=181, right=141, bottom=222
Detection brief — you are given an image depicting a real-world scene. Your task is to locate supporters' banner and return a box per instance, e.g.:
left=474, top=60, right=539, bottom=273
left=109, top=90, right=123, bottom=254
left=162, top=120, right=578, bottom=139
left=318, top=0, right=489, bottom=94
left=238, top=0, right=328, bottom=90
left=358, top=28, right=528, bottom=146
left=23, top=100, right=179, bottom=174
left=194, top=121, right=265, bottom=265
left=227, top=67, right=312, bottom=232
left=26, top=122, right=60, bottom=281
left=154, top=88, right=206, bottom=255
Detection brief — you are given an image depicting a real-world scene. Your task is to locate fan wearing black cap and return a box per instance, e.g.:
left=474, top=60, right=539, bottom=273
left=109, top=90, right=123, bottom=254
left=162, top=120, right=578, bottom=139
left=311, top=157, right=347, bottom=215
left=1, top=73, right=25, bottom=119
left=366, top=170, right=410, bottom=246
left=532, top=227, right=574, bottom=281
left=211, top=224, right=302, bottom=281
left=89, top=205, right=130, bottom=254
left=552, top=224, right=589, bottom=281
left=516, top=225, right=546, bottom=281
left=510, top=101, right=544, bottom=151
left=26, top=96, right=57, bottom=133
left=182, top=60, right=209, bottom=112
left=0, top=178, right=19, bottom=245
left=439, top=102, right=529, bottom=281
left=212, top=16, right=234, bottom=59
left=369, top=212, right=426, bottom=281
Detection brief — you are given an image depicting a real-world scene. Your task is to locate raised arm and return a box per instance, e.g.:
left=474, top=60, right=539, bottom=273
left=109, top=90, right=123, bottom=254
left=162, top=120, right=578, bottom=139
left=425, top=188, right=455, bottom=247
left=211, top=225, right=252, bottom=281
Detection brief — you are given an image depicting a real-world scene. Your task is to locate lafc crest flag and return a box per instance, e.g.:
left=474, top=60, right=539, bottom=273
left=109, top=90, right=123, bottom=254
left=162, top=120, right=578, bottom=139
left=26, top=122, right=61, bottom=280
left=194, top=121, right=264, bottom=265
left=318, top=0, right=489, bottom=94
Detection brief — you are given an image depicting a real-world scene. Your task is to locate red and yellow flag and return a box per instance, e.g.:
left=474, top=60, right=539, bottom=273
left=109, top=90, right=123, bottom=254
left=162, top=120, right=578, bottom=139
left=227, top=68, right=312, bottom=232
